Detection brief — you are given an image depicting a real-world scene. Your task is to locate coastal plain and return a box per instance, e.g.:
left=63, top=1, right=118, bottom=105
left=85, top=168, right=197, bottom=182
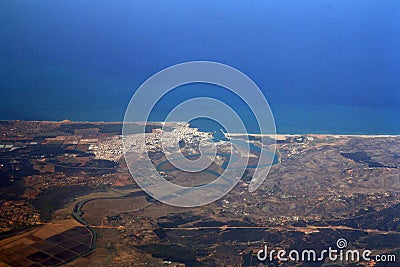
left=0, top=121, right=399, bottom=266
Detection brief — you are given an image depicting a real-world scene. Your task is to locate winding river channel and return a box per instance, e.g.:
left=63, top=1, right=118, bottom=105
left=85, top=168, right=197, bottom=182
left=72, top=139, right=279, bottom=259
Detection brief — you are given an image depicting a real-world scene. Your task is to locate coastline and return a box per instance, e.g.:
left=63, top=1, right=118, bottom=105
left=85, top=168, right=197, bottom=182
left=1, top=119, right=400, bottom=137
left=226, top=133, right=400, bottom=139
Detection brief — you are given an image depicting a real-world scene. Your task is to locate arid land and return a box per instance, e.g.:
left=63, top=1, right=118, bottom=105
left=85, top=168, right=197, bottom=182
left=0, top=121, right=399, bottom=266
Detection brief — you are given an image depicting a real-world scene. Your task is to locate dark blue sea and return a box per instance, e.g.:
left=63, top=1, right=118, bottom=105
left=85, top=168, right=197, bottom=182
left=0, top=1, right=399, bottom=134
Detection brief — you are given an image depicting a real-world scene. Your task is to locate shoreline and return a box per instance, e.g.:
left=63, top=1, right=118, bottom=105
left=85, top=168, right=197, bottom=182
left=1, top=120, right=400, bottom=137
left=225, top=133, right=400, bottom=139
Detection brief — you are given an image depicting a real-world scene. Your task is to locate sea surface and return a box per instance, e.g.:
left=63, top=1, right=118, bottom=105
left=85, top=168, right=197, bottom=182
left=0, top=1, right=399, bottom=134
left=0, top=67, right=399, bottom=135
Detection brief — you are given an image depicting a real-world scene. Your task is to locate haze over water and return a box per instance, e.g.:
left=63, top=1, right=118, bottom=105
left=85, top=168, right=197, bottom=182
left=1, top=1, right=399, bottom=134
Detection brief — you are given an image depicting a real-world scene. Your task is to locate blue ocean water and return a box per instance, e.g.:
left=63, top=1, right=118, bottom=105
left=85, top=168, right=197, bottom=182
left=0, top=1, right=399, bottom=134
